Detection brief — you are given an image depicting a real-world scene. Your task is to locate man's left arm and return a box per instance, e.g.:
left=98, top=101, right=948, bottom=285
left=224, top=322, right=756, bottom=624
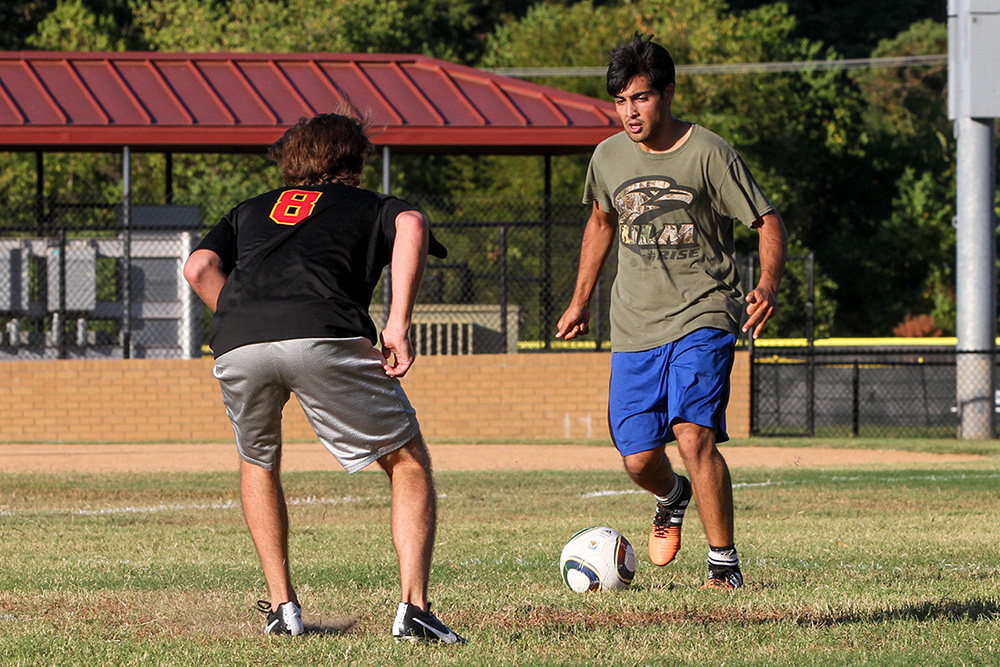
left=381, top=210, right=429, bottom=378
left=742, top=212, right=787, bottom=339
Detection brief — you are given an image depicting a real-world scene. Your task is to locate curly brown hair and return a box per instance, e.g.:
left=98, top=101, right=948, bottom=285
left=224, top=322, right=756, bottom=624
left=268, top=112, right=375, bottom=186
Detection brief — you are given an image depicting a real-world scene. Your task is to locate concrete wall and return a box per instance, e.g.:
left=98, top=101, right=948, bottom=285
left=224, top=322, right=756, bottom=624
left=0, top=351, right=750, bottom=443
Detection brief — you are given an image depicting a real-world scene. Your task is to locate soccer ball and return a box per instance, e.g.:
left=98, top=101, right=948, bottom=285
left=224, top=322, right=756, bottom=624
left=559, top=526, right=636, bottom=592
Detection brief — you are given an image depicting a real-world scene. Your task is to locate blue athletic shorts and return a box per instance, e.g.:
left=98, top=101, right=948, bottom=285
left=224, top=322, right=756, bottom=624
left=608, top=327, right=736, bottom=456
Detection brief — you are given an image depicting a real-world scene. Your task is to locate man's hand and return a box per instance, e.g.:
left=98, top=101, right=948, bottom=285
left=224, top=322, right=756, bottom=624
left=556, top=302, right=591, bottom=340
left=743, top=282, right=778, bottom=339
left=744, top=212, right=787, bottom=339
left=380, top=326, right=415, bottom=378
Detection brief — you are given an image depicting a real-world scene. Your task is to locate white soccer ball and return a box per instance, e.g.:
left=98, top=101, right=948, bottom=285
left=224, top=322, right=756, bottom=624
left=559, top=526, right=636, bottom=592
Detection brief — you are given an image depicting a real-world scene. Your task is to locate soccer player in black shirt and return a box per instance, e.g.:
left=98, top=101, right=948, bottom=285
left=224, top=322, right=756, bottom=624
left=184, top=112, right=463, bottom=643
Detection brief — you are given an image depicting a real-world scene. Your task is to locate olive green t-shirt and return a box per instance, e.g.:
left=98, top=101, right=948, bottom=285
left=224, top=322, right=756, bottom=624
left=583, top=125, right=775, bottom=352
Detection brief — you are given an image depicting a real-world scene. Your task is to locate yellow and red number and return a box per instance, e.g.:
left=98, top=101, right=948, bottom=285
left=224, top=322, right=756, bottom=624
left=269, top=189, right=323, bottom=225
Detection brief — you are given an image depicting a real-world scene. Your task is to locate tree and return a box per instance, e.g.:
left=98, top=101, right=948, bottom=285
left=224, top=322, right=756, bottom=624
left=0, top=0, right=54, bottom=49
left=480, top=0, right=847, bottom=337
left=130, top=0, right=535, bottom=63
left=725, top=0, right=944, bottom=58
left=26, top=0, right=127, bottom=50
left=846, top=20, right=961, bottom=334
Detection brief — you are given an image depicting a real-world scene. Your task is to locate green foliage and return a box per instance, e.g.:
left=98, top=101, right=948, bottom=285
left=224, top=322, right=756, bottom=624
left=26, top=0, right=127, bottom=50
left=129, top=0, right=532, bottom=63
left=726, top=0, right=944, bottom=58
left=3, top=0, right=994, bottom=338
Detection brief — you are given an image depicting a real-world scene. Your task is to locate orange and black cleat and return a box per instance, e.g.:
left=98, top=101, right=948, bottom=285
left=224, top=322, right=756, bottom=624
left=702, top=566, right=743, bottom=589
left=648, top=474, right=692, bottom=566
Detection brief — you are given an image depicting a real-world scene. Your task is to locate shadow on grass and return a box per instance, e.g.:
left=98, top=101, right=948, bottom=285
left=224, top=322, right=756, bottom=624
left=303, top=618, right=357, bottom=636
left=497, top=598, right=1000, bottom=630
left=813, top=598, right=1000, bottom=626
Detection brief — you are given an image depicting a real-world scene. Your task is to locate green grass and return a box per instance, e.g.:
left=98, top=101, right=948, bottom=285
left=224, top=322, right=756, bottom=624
left=2, top=459, right=1000, bottom=666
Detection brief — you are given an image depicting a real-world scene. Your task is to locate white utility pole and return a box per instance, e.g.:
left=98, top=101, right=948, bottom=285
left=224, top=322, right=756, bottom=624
left=948, top=0, right=1000, bottom=438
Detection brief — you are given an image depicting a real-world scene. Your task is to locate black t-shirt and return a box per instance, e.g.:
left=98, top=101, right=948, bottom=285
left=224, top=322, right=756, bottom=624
left=194, top=183, right=445, bottom=357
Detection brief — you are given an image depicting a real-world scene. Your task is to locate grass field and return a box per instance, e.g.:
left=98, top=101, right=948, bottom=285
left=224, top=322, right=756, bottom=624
left=1, top=443, right=999, bottom=666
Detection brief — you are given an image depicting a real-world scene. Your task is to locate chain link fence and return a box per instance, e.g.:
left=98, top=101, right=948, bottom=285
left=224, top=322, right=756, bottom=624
left=4, top=194, right=997, bottom=439
left=0, top=194, right=612, bottom=359
left=0, top=199, right=202, bottom=359
left=752, top=345, right=997, bottom=438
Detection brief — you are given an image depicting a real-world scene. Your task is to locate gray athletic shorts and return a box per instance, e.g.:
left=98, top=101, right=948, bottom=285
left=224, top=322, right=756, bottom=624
left=212, top=337, right=421, bottom=473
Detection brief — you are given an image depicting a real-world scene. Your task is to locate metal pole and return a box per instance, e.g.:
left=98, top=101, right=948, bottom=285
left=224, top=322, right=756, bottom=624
left=593, top=276, right=602, bottom=351
left=58, top=229, right=67, bottom=359
left=746, top=255, right=757, bottom=435
left=954, top=116, right=996, bottom=439
left=122, top=145, right=132, bottom=359
left=806, top=252, right=816, bottom=437
left=542, top=154, right=553, bottom=350
left=381, top=146, right=392, bottom=328
left=851, top=360, right=860, bottom=437
left=165, top=152, right=174, bottom=204
left=35, top=151, right=44, bottom=234
left=949, top=0, right=998, bottom=439
left=500, top=224, right=508, bottom=353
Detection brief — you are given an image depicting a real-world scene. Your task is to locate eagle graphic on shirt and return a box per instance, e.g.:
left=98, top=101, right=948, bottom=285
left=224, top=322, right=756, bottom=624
left=613, top=177, right=698, bottom=260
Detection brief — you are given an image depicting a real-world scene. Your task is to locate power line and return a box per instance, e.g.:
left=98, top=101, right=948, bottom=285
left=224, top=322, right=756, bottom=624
left=484, top=54, right=948, bottom=78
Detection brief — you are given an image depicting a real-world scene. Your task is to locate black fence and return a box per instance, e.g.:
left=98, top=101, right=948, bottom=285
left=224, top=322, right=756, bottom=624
left=5, top=195, right=997, bottom=441
left=0, top=195, right=609, bottom=359
left=751, top=345, right=997, bottom=439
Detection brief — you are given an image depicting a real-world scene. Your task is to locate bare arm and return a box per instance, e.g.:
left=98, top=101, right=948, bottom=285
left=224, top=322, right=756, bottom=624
left=381, top=210, right=429, bottom=377
left=743, top=212, right=788, bottom=339
left=183, top=249, right=227, bottom=313
left=555, top=201, right=618, bottom=340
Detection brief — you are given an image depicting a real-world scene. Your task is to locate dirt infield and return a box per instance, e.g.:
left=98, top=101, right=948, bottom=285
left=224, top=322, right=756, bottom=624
left=0, top=442, right=984, bottom=474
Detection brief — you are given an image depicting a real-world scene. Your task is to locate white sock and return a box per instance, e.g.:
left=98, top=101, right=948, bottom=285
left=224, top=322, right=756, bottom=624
left=654, top=472, right=683, bottom=506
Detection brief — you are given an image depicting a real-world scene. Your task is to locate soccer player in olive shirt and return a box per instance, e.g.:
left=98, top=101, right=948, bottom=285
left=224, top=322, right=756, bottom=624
left=557, top=34, right=787, bottom=589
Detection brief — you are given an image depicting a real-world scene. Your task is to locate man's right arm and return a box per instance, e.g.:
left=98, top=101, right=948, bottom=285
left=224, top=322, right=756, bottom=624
left=183, top=249, right=227, bottom=313
left=556, top=201, right=618, bottom=340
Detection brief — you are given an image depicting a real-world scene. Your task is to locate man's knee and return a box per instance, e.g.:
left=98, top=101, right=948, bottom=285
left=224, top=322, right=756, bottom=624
left=378, top=435, right=432, bottom=475
left=622, top=447, right=668, bottom=482
left=673, top=422, right=719, bottom=462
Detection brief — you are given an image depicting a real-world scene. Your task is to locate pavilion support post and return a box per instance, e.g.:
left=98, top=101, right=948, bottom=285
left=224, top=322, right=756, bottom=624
left=165, top=152, right=174, bottom=204
left=122, top=145, right=133, bottom=359
left=542, top=154, right=553, bottom=350
left=35, top=151, right=44, bottom=234
left=381, top=146, right=392, bottom=326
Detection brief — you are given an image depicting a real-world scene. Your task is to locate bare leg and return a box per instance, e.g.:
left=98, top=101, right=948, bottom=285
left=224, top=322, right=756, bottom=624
left=240, top=459, right=297, bottom=610
left=671, top=421, right=734, bottom=547
left=377, top=435, right=436, bottom=610
left=622, top=444, right=678, bottom=497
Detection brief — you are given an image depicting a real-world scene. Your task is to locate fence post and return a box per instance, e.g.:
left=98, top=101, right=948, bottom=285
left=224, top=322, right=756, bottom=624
left=500, top=224, right=508, bottom=352
left=541, top=154, right=553, bottom=350
left=593, top=276, right=602, bottom=351
left=121, top=145, right=132, bottom=359
left=35, top=152, right=45, bottom=235
left=58, top=229, right=67, bottom=359
left=851, top=359, right=860, bottom=437
left=806, top=252, right=815, bottom=436
left=381, top=146, right=392, bottom=327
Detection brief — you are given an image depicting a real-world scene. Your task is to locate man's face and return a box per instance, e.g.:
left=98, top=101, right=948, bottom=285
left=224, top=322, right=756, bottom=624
left=613, top=75, right=673, bottom=146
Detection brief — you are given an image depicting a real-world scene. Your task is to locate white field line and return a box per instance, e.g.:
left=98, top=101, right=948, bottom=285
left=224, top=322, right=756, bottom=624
left=582, top=480, right=779, bottom=498
left=0, top=495, right=370, bottom=518
left=580, top=471, right=1000, bottom=499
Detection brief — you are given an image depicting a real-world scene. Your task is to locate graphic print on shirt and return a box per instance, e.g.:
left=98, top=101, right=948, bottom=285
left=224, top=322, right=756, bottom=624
left=269, top=190, right=324, bottom=225
left=613, top=177, right=698, bottom=261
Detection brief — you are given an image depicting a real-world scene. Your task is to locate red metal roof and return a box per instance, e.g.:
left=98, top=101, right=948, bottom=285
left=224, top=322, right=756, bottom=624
left=0, top=51, right=619, bottom=153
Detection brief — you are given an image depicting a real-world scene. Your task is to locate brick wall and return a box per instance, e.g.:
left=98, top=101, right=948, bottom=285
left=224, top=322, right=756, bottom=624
left=0, top=351, right=750, bottom=443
